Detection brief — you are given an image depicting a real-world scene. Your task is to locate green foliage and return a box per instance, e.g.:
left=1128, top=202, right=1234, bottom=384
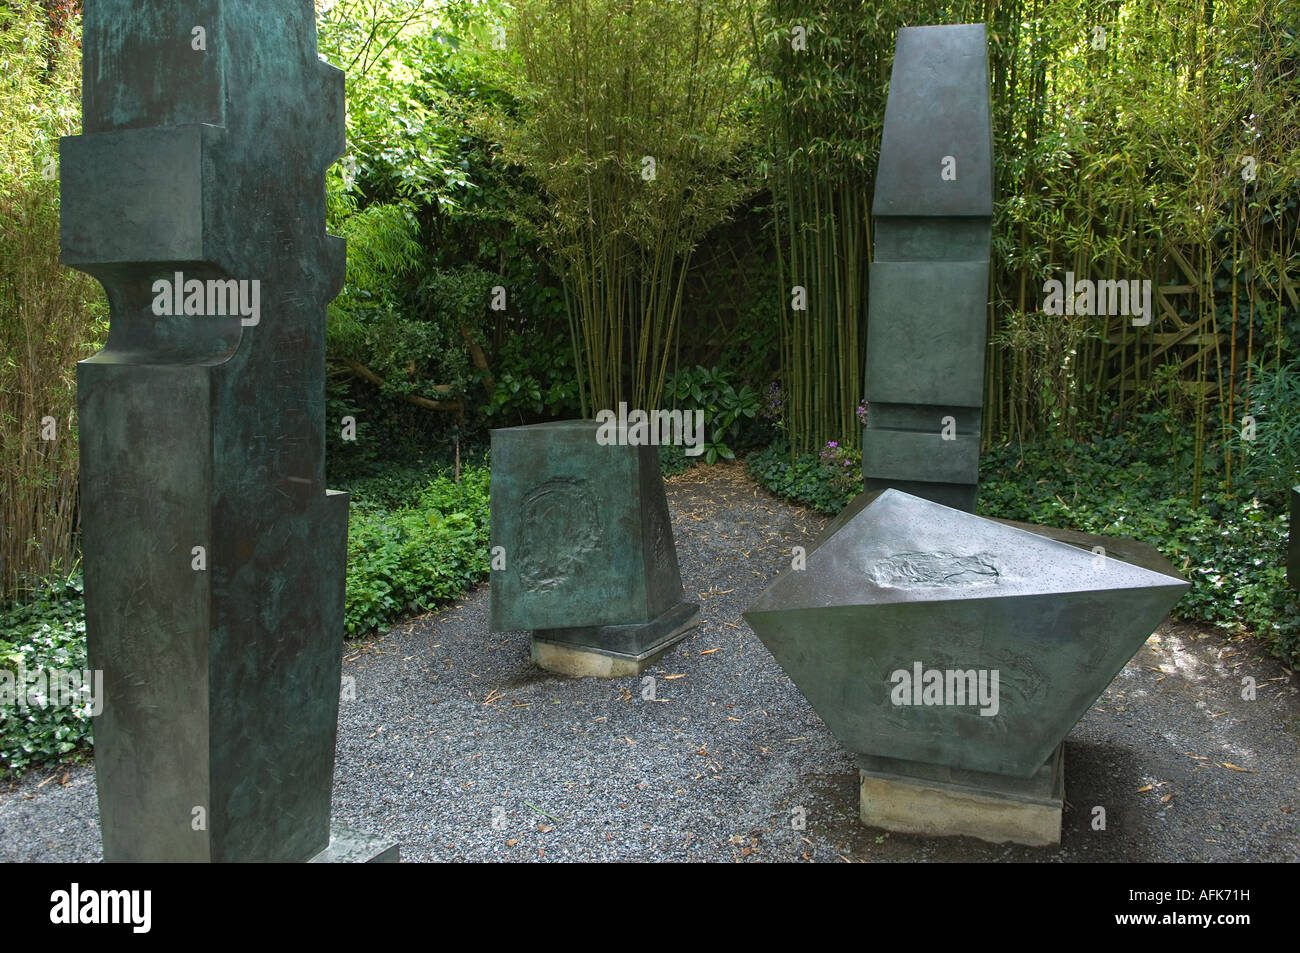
left=0, top=574, right=92, bottom=779
left=333, top=202, right=423, bottom=304
left=817, top=439, right=862, bottom=496
left=972, top=409, right=1288, bottom=655
left=481, top=0, right=759, bottom=413
left=981, top=0, right=1300, bottom=488
left=407, top=264, right=499, bottom=392
left=978, top=430, right=1299, bottom=667
left=666, top=365, right=765, bottom=464
left=317, top=0, right=504, bottom=211
left=344, top=462, right=467, bottom=512
left=330, top=232, right=497, bottom=417
left=0, top=4, right=80, bottom=199
left=754, top=1, right=891, bottom=453
left=484, top=331, right=582, bottom=424
left=318, top=0, right=546, bottom=440
left=325, top=375, right=383, bottom=482
left=712, top=247, right=783, bottom=388
left=0, top=7, right=107, bottom=600
left=658, top=443, right=697, bottom=480
left=1237, top=360, right=1300, bottom=507
left=345, top=464, right=491, bottom=637
left=746, top=438, right=860, bottom=514
left=327, top=201, right=426, bottom=375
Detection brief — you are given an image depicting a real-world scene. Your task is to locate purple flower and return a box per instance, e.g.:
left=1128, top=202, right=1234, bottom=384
left=762, top=382, right=783, bottom=420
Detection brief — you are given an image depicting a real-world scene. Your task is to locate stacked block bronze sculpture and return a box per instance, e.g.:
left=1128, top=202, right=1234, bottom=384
left=862, top=23, right=994, bottom=513
left=489, top=420, right=700, bottom=677
left=747, top=24, right=1189, bottom=845
left=62, top=0, right=393, bottom=862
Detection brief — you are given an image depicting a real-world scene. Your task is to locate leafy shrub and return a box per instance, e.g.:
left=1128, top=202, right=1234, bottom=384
left=325, top=374, right=383, bottom=482
left=345, top=464, right=452, bottom=512
left=746, top=438, right=861, bottom=514
left=979, top=436, right=1299, bottom=665
left=1237, top=359, right=1300, bottom=507
left=818, top=440, right=861, bottom=496
left=0, top=574, right=93, bottom=778
left=483, top=331, right=582, bottom=424
left=345, top=464, right=492, bottom=637
left=658, top=443, right=699, bottom=479
left=666, top=365, right=766, bottom=463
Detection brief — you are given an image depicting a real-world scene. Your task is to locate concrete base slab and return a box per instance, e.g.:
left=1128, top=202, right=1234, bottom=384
left=531, top=603, right=700, bottom=677
left=858, top=743, right=1063, bottom=846
left=308, top=824, right=400, bottom=863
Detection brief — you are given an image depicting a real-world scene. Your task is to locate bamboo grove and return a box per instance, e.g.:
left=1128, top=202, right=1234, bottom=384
left=760, top=0, right=1299, bottom=497
left=485, top=0, right=756, bottom=415
left=0, top=6, right=105, bottom=600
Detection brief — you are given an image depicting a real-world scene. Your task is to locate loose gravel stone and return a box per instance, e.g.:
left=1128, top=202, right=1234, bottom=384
left=2, top=462, right=1296, bottom=861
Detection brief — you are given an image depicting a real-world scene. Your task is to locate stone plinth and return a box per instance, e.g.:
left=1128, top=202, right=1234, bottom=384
left=859, top=745, right=1064, bottom=847
left=308, top=825, right=401, bottom=863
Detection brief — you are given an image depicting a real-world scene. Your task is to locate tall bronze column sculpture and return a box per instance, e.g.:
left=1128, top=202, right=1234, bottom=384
left=62, top=0, right=394, bottom=862
left=862, top=23, right=993, bottom=513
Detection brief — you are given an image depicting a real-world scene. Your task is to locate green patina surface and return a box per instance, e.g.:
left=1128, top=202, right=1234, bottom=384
left=62, top=0, right=348, bottom=862
left=745, top=489, right=1189, bottom=778
left=489, top=420, right=696, bottom=658
left=863, top=24, right=993, bottom=514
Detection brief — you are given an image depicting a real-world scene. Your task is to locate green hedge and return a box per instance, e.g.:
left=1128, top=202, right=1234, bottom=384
left=344, top=465, right=491, bottom=637
left=0, top=575, right=91, bottom=777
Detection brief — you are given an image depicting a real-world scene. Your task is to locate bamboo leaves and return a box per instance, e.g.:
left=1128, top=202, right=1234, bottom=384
left=485, top=0, right=758, bottom=414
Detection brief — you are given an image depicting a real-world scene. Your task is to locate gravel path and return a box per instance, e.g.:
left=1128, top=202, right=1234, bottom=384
left=2, top=462, right=1297, bottom=862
